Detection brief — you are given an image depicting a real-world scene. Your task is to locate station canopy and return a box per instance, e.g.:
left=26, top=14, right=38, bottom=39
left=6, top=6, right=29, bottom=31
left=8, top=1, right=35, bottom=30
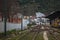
left=45, top=11, right=60, bottom=20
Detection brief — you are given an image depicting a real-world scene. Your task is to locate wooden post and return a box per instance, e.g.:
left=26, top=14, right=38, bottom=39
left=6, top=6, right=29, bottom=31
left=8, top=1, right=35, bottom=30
left=29, top=16, right=30, bottom=24
left=21, top=16, right=23, bottom=30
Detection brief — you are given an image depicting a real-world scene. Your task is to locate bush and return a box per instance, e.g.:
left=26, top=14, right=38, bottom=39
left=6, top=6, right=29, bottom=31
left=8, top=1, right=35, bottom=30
left=27, top=24, right=32, bottom=27
left=32, top=22, right=36, bottom=25
left=27, top=22, right=36, bottom=26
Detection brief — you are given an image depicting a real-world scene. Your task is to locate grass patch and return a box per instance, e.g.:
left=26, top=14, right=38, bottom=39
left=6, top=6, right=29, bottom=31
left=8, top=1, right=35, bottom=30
left=35, top=32, right=44, bottom=40
left=0, top=29, right=29, bottom=40
left=19, top=32, right=35, bottom=40
left=48, top=33, right=55, bottom=40
left=7, top=30, right=30, bottom=40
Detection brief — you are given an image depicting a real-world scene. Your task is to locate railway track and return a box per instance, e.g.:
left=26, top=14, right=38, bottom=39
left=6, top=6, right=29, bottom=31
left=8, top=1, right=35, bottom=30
left=17, top=25, right=41, bottom=40
left=47, top=27, right=60, bottom=40
left=0, top=25, right=44, bottom=40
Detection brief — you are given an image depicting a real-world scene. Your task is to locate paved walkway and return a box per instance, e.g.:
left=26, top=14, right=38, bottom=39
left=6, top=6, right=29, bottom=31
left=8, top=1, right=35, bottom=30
left=41, top=26, right=48, bottom=40
left=43, top=31, right=48, bottom=40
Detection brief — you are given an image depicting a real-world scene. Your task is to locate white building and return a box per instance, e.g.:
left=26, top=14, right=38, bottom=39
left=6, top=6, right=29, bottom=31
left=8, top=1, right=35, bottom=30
left=35, top=12, right=50, bottom=25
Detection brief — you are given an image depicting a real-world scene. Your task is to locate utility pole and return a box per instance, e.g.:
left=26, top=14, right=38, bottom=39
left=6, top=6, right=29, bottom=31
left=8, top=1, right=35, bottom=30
left=3, top=0, right=8, bottom=36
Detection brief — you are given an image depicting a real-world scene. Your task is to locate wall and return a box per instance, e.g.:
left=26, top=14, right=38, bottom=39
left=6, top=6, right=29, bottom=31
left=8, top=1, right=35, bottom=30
left=0, top=19, right=29, bottom=33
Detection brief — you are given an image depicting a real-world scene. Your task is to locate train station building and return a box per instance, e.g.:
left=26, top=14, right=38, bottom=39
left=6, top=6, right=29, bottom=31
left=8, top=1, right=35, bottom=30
left=45, top=11, right=60, bottom=27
